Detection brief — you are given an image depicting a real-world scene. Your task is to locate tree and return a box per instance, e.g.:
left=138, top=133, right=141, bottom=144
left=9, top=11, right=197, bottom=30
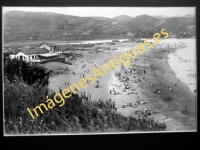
left=4, top=58, right=51, bottom=87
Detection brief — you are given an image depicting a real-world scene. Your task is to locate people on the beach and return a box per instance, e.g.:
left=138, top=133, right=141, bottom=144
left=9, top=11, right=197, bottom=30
left=114, top=106, right=117, bottom=111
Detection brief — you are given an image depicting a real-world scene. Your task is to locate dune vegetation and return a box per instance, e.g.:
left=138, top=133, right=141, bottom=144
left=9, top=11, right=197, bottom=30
left=4, top=58, right=166, bottom=134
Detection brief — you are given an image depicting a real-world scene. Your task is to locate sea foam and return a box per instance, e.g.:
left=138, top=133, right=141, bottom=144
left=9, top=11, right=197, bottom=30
left=167, top=39, right=196, bottom=93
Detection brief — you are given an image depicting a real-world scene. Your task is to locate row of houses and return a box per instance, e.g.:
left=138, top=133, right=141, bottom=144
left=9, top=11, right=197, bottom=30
left=8, top=42, right=63, bottom=63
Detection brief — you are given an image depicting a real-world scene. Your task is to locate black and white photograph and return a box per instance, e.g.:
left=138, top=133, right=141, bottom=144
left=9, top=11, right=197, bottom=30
left=2, top=7, right=197, bottom=135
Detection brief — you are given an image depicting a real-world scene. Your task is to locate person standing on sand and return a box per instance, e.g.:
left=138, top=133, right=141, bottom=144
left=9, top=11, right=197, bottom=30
left=114, top=106, right=117, bottom=112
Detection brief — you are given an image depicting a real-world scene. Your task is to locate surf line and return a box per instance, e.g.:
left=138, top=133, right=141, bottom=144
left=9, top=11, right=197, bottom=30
left=27, top=29, right=169, bottom=119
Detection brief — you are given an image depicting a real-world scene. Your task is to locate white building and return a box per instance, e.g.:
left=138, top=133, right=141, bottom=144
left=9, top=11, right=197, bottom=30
left=9, top=42, right=64, bottom=63
left=9, top=48, right=59, bottom=62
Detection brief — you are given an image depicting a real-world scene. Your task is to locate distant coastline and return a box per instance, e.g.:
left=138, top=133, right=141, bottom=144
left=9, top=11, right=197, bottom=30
left=3, top=38, right=130, bottom=46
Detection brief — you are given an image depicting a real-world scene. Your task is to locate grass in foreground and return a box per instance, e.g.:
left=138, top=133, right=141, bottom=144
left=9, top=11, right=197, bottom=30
left=4, top=77, right=166, bottom=134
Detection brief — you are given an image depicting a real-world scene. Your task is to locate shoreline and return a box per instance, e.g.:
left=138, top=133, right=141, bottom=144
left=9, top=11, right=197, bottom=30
left=167, top=40, right=196, bottom=93
left=134, top=42, right=196, bottom=131
left=4, top=38, right=130, bottom=46
left=47, top=39, right=196, bottom=131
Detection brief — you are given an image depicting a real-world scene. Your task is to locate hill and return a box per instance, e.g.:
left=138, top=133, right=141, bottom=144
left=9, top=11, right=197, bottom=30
left=152, top=16, right=195, bottom=35
left=152, top=15, right=171, bottom=19
left=3, top=11, right=196, bottom=42
left=125, top=14, right=160, bottom=31
left=141, top=15, right=195, bottom=36
left=153, top=16, right=195, bottom=30
left=112, top=15, right=133, bottom=24
left=3, top=11, right=140, bottom=42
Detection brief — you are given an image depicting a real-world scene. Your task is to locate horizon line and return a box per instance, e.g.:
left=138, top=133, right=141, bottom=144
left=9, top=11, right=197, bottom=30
left=3, top=10, right=195, bottom=19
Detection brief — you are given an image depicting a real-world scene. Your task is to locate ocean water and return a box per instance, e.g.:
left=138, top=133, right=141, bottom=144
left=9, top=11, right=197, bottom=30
left=56, top=39, right=129, bottom=45
left=5, top=39, right=130, bottom=46
left=167, top=39, right=196, bottom=93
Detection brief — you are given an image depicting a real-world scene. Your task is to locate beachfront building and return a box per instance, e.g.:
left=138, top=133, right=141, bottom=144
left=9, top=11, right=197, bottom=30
left=38, top=42, right=63, bottom=57
left=8, top=42, right=66, bottom=63
left=9, top=48, right=49, bottom=62
left=38, top=42, right=56, bottom=52
left=37, top=53, right=60, bottom=62
left=9, top=47, right=59, bottom=63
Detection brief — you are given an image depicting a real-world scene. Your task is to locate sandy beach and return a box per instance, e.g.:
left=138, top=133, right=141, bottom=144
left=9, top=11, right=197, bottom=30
left=168, top=39, right=196, bottom=93
left=48, top=38, right=197, bottom=131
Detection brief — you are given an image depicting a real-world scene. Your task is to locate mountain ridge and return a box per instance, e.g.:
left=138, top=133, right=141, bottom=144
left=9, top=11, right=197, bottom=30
left=3, top=11, right=195, bottom=42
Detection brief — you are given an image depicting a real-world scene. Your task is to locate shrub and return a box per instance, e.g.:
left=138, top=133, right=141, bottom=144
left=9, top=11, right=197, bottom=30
left=4, top=58, right=51, bottom=86
left=4, top=78, right=166, bottom=134
left=4, top=58, right=166, bottom=134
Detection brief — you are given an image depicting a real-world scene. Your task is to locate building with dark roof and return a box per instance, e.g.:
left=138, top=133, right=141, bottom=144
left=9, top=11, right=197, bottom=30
left=8, top=42, right=64, bottom=63
left=38, top=42, right=56, bottom=52
left=9, top=47, right=58, bottom=62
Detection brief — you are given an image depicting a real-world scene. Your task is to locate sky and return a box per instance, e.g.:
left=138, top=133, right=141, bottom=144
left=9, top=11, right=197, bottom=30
left=2, top=7, right=195, bottom=18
